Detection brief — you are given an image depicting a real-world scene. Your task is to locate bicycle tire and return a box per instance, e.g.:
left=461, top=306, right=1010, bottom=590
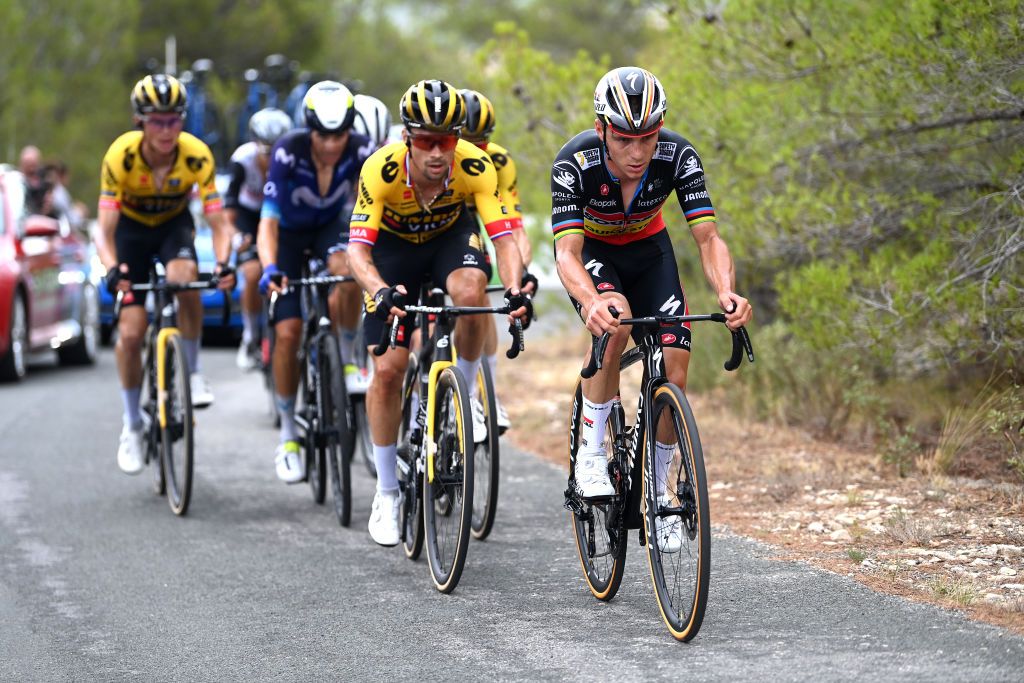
left=643, top=383, right=710, bottom=642
left=568, top=379, right=627, bottom=601
left=423, top=366, right=474, bottom=593
left=321, top=334, right=354, bottom=527
left=353, top=327, right=377, bottom=478
left=141, top=341, right=164, bottom=496
left=161, top=333, right=194, bottom=516
left=470, top=361, right=500, bottom=540
left=399, top=356, right=424, bottom=560
left=300, top=346, right=327, bottom=505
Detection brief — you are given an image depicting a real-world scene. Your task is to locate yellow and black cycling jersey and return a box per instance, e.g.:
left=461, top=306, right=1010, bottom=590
left=99, top=130, right=222, bottom=227
left=349, top=139, right=512, bottom=246
left=467, top=140, right=522, bottom=230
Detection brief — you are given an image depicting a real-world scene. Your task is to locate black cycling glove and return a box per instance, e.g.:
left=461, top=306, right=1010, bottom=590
left=373, top=286, right=406, bottom=321
left=520, top=270, right=539, bottom=296
left=505, top=288, right=534, bottom=330
left=103, top=265, right=126, bottom=295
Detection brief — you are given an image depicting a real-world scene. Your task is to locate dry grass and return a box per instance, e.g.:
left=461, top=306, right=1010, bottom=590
left=928, top=575, right=981, bottom=606
left=923, top=380, right=1009, bottom=475
left=883, top=507, right=935, bottom=545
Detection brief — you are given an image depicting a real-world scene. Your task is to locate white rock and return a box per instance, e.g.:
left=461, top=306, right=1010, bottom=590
left=807, top=522, right=826, bottom=533
left=998, top=567, right=1018, bottom=577
left=830, top=529, right=853, bottom=542
left=971, top=558, right=993, bottom=567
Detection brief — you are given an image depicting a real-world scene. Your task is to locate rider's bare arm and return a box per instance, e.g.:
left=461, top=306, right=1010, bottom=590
left=555, top=234, right=621, bottom=337
left=691, top=221, right=752, bottom=329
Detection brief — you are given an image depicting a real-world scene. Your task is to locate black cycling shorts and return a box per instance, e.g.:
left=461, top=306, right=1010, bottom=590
left=273, top=218, right=348, bottom=322
left=114, top=210, right=197, bottom=307
left=233, top=207, right=260, bottom=264
left=362, top=210, right=489, bottom=349
left=569, top=229, right=692, bottom=350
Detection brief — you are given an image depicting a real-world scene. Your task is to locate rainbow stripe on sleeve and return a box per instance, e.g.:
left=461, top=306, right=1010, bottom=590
left=684, top=206, right=716, bottom=226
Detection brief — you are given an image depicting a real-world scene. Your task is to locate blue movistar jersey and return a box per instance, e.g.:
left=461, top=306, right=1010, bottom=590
left=260, top=128, right=374, bottom=231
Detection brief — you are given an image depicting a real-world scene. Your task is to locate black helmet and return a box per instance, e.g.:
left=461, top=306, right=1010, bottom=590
left=131, top=74, right=187, bottom=117
left=399, top=80, right=465, bottom=133
left=459, top=89, right=495, bottom=142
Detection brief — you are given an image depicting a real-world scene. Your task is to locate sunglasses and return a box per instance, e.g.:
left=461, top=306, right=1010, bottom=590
left=408, top=133, right=459, bottom=152
left=142, top=115, right=185, bottom=130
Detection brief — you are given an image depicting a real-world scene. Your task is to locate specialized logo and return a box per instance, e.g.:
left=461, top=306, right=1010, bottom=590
left=626, top=71, right=640, bottom=89
left=573, top=148, right=601, bottom=170
left=659, top=294, right=683, bottom=316
left=584, top=259, right=604, bottom=277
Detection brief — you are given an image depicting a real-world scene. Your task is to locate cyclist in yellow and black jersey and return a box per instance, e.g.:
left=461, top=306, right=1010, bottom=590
left=459, top=89, right=535, bottom=434
left=346, top=80, right=530, bottom=548
left=95, top=74, right=235, bottom=477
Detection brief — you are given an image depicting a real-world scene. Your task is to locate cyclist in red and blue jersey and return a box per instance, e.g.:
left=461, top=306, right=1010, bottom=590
left=256, top=81, right=375, bottom=484
left=552, top=67, right=752, bottom=500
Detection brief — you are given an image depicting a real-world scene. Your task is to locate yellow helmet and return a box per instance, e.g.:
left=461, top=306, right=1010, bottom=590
left=399, top=80, right=464, bottom=133
left=131, top=74, right=187, bottom=116
left=459, top=89, right=495, bottom=142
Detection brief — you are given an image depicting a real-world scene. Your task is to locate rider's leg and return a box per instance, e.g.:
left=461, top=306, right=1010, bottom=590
left=366, top=344, right=410, bottom=494
left=327, top=250, right=362, bottom=366
left=446, top=267, right=488, bottom=394
left=166, top=258, right=202, bottom=373
left=272, top=318, right=302, bottom=443
left=115, top=306, right=148, bottom=427
left=239, top=258, right=262, bottom=344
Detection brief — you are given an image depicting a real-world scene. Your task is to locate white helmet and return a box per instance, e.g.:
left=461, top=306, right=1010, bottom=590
left=593, top=67, right=667, bottom=136
left=248, top=107, right=293, bottom=146
left=302, top=80, right=355, bottom=133
left=352, top=94, right=393, bottom=148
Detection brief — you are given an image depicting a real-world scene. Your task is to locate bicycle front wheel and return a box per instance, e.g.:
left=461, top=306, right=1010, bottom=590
left=320, top=334, right=354, bottom=527
left=568, top=379, right=627, bottom=601
left=643, top=383, right=710, bottom=642
left=471, top=362, right=500, bottom=540
left=161, top=333, right=194, bottom=516
left=423, top=366, right=474, bottom=593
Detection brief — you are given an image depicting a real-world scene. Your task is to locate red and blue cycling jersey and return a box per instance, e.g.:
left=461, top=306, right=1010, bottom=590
left=550, top=128, right=716, bottom=245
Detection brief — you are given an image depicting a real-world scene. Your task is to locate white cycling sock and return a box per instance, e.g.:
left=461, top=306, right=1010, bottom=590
left=485, top=353, right=498, bottom=380
left=456, top=356, right=482, bottom=399
left=655, top=441, right=676, bottom=496
left=373, top=442, right=399, bottom=494
left=181, top=336, right=200, bottom=374
left=122, top=387, right=142, bottom=431
left=242, top=312, right=260, bottom=345
left=275, top=394, right=298, bottom=443
left=338, top=327, right=357, bottom=366
left=580, top=398, right=613, bottom=452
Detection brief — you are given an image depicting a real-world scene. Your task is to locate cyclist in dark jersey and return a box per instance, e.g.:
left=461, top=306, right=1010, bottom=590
left=256, top=81, right=375, bottom=483
left=223, top=107, right=293, bottom=370
left=552, top=66, right=752, bottom=499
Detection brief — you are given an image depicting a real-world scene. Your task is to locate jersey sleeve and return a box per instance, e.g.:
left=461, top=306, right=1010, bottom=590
left=550, top=154, right=585, bottom=241
left=223, top=160, right=246, bottom=210
left=188, top=140, right=222, bottom=214
left=464, top=153, right=512, bottom=241
left=98, top=140, right=124, bottom=212
left=260, top=141, right=293, bottom=222
left=490, top=147, right=523, bottom=230
left=673, top=144, right=716, bottom=227
left=347, top=148, right=392, bottom=247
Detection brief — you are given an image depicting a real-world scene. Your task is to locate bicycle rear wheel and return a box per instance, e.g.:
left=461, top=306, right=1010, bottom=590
left=399, top=356, right=424, bottom=560
left=470, top=362, right=500, bottom=540
left=140, top=342, right=164, bottom=496
left=423, top=366, right=474, bottom=593
left=643, top=383, right=710, bottom=642
left=353, top=326, right=377, bottom=477
left=161, top=333, right=194, bottom=516
left=298, top=347, right=327, bottom=504
left=568, top=379, right=627, bottom=601
left=320, top=334, right=354, bottom=527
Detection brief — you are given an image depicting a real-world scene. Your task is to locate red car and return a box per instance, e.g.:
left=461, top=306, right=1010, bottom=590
left=0, top=165, right=99, bottom=381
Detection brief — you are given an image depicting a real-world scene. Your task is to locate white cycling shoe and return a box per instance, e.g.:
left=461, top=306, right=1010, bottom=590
left=190, top=373, right=215, bottom=409
left=654, top=494, right=684, bottom=553
left=344, top=364, right=371, bottom=395
left=471, top=398, right=488, bottom=444
left=275, top=441, right=305, bottom=484
left=368, top=490, right=401, bottom=547
left=495, top=396, right=511, bottom=434
left=575, top=449, right=615, bottom=498
left=236, top=341, right=258, bottom=371
left=117, top=424, right=145, bottom=475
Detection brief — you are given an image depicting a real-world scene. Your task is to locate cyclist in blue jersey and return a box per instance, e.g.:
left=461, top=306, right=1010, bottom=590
left=256, top=81, right=375, bottom=484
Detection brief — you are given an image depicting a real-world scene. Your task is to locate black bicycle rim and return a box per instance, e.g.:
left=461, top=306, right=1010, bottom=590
left=321, top=335, right=352, bottom=527
left=424, top=367, right=474, bottom=593
left=471, top=362, right=500, bottom=540
left=644, top=384, right=710, bottom=642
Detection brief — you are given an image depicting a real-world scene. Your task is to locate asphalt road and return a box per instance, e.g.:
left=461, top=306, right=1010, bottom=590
left=2, top=348, right=1022, bottom=681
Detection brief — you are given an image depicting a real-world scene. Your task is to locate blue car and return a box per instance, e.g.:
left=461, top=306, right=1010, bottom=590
left=95, top=184, right=243, bottom=343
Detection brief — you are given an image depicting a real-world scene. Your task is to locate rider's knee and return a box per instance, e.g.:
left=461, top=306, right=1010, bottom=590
left=371, top=359, right=406, bottom=392
left=274, top=320, right=301, bottom=348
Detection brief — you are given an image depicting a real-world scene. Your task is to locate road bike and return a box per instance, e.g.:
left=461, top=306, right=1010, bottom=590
left=564, top=312, right=753, bottom=641
left=116, top=266, right=229, bottom=516
left=269, top=256, right=356, bottom=526
left=376, top=286, right=524, bottom=593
